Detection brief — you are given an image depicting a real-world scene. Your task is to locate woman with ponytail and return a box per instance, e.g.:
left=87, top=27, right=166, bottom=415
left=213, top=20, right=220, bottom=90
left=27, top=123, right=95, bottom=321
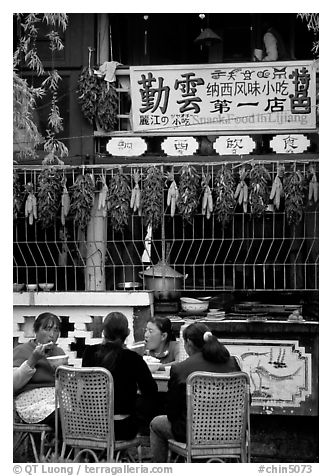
left=82, top=312, right=158, bottom=440
left=150, top=322, right=241, bottom=462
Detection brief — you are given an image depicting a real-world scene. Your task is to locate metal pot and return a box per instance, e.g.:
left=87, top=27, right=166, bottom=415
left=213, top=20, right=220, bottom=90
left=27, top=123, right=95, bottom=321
left=139, top=261, right=188, bottom=301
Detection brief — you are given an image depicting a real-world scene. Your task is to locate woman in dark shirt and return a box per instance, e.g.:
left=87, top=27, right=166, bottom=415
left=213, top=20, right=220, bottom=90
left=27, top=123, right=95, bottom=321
left=82, top=312, right=158, bottom=440
left=150, top=322, right=241, bottom=462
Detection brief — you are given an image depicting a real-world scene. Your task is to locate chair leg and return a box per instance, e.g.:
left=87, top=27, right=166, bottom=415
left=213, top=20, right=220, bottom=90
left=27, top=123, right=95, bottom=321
left=28, top=433, right=39, bottom=462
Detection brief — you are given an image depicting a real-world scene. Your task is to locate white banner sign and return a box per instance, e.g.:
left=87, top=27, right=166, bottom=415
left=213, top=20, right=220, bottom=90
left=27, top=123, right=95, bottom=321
left=213, top=135, right=255, bottom=155
left=130, top=61, right=317, bottom=133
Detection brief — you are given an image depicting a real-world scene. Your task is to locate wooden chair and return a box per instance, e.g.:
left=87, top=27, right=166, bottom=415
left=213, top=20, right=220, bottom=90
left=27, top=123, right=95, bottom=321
left=55, top=366, right=142, bottom=462
left=13, top=418, right=54, bottom=462
left=167, top=371, right=251, bottom=463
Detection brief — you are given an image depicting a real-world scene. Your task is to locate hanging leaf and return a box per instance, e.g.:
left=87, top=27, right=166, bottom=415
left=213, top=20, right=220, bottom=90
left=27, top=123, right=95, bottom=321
left=284, top=170, right=306, bottom=226
left=106, top=170, right=131, bottom=232
left=69, top=174, right=95, bottom=230
left=37, top=167, right=63, bottom=228
left=214, top=165, right=236, bottom=226
left=177, top=165, right=200, bottom=223
left=249, top=164, right=271, bottom=217
left=141, top=166, right=164, bottom=230
left=13, top=171, right=23, bottom=219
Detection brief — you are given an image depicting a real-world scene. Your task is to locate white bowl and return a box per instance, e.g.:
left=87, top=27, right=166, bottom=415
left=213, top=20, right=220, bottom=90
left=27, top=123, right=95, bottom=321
left=26, top=284, right=37, bottom=292
left=46, top=355, right=69, bottom=369
left=39, top=283, right=54, bottom=292
left=180, top=298, right=209, bottom=314
left=13, top=283, right=24, bottom=292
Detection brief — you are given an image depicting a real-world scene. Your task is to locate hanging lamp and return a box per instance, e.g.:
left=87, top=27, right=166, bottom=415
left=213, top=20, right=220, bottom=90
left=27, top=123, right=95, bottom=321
left=194, top=27, right=222, bottom=46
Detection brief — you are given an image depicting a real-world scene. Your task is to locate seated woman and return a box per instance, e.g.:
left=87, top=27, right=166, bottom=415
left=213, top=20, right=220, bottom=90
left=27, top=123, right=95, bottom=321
left=82, top=312, right=158, bottom=441
left=144, top=317, right=180, bottom=368
left=149, top=322, right=241, bottom=463
left=13, top=312, right=65, bottom=428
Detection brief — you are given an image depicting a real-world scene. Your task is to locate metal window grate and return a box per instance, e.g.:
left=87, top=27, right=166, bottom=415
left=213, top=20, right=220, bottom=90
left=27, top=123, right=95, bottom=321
left=13, top=162, right=318, bottom=292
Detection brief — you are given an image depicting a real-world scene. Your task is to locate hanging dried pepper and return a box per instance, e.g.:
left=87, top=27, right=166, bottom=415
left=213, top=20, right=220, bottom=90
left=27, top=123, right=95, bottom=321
left=24, top=182, right=37, bottom=226
left=249, top=164, right=271, bottom=217
left=37, top=167, right=63, bottom=228
left=234, top=166, right=249, bottom=213
left=177, top=165, right=200, bottom=223
left=141, top=166, right=164, bottom=230
left=166, top=169, right=179, bottom=218
left=61, top=181, right=71, bottom=226
left=13, top=171, right=23, bottom=219
left=130, top=169, right=142, bottom=215
left=106, top=169, right=131, bottom=232
left=269, top=164, right=285, bottom=210
left=307, top=164, right=319, bottom=204
left=70, top=173, right=95, bottom=230
left=284, top=169, right=306, bottom=226
left=214, top=165, right=236, bottom=226
left=201, top=172, right=213, bottom=220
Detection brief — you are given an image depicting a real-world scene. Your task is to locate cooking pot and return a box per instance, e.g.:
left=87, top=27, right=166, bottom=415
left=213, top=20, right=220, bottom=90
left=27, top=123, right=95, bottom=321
left=139, top=261, right=188, bottom=301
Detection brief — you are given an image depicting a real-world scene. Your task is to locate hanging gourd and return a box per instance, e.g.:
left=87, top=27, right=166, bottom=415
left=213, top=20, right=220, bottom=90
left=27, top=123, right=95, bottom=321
left=24, top=182, right=37, bottom=226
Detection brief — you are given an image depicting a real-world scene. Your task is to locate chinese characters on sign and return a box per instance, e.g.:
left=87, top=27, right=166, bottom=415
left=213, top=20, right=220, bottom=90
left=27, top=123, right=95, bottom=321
left=106, top=137, right=147, bottom=156
left=130, top=61, right=316, bottom=133
left=161, top=137, right=199, bottom=156
left=270, top=134, right=310, bottom=154
left=213, top=135, right=255, bottom=155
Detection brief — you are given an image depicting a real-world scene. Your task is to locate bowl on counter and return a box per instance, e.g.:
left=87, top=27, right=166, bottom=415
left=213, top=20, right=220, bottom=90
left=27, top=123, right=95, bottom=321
left=116, top=281, right=142, bottom=290
left=46, top=354, right=69, bottom=369
left=13, top=283, right=25, bottom=292
left=180, top=297, right=209, bottom=314
left=39, top=283, right=54, bottom=292
left=26, top=284, right=38, bottom=292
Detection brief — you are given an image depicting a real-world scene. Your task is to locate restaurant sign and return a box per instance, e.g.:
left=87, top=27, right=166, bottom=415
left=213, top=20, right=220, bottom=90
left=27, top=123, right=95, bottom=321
left=270, top=134, right=310, bottom=154
left=106, top=137, right=147, bottom=156
left=161, top=137, right=198, bottom=156
left=130, top=61, right=317, bottom=133
left=213, top=135, right=255, bottom=155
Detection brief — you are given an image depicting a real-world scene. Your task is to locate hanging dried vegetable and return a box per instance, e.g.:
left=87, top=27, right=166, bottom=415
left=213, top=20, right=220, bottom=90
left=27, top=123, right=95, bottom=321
left=130, top=169, right=142, bottom=215
left=97, top=174, right=109, bottom=218
left=76, top=67, right=118, bottom=131
left=24, top=182, right=37, bottom=225
left=166, top=169, right=179, bottom=218
left=141, top=166, right=164, bottom=230
left=283, top=169, right=306, bottom=226
left=96, top=81, right=118, bottom=132
left=61, top=182, right=70, bottom=226
left=177, top=165, right=200, bottom=223
left=269, top=164, right=285, bottom=210
left=201, top=172, right=213, bottom=219
left=76, top=67, right=100, bottom=124
left=214, top=165, right=236, bottom=226
left=106, top=169, right=131, bottom=231
left=37, top=167, right=63, bottom=228
left=234, top=166, right=249, bottom=213
left=13, top=172, right=23, bottom=219
left=70, top=173, right=95, bottom=230
left=249, top=164, right=271, bottom=217
left=307, top=164, right=319, bottom=204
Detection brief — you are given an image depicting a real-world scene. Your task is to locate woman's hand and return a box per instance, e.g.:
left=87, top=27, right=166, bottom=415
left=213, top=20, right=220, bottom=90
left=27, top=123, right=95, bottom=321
left=27, top=342, right=54, bottom=368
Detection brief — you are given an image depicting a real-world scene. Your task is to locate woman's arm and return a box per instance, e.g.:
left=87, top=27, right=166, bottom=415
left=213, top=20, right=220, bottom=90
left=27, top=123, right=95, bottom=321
left=13, top=361, right=36, bottom=393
